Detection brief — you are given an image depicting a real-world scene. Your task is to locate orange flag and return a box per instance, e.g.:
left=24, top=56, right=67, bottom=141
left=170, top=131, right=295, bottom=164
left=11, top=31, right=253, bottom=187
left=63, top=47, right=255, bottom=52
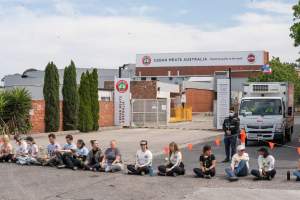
left=187, top=143, right=193, bottom=151
left=215, top=137, right=221, bottom=146
left=268, top=142, right=275, bottom=150
left=240, top=129, right=246, bottom=144
left=163, top=146, right=169, bottom=155
left=297, top=147, right=300, bottom=155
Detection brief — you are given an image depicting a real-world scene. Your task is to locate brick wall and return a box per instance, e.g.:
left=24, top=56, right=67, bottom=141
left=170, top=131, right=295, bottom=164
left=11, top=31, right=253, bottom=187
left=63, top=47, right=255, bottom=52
left=130, top=81, right=157, bottom=99
left=30, top=100, right=46, bottom=133
left=30, top=100, right=63, bottom=133
left=30, top=100, right=114, bottom=133
left=186, top=89, right=215, bottom=112
left=99, top=101, right=114, bottom=127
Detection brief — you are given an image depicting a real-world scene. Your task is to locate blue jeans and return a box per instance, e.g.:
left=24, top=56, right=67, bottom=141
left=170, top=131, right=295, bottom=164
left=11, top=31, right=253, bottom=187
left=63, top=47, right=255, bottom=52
left=225, top=160, right=248, bottom=178
left=293, top=170, right=300, bottom=179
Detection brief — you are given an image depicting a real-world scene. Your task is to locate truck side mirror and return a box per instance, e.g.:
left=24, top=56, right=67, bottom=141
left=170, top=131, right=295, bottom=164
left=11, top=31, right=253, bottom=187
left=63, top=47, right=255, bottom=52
left=288, top=107, right=293, bottom=116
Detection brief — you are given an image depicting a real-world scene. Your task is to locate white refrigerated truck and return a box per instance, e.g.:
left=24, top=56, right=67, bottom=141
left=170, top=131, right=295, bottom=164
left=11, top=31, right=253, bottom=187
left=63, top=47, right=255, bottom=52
left=239, top=82, right=294, bottom=145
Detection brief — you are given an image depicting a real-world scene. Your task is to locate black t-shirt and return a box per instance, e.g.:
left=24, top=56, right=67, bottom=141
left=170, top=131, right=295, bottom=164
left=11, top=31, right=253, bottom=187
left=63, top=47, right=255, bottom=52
left=199, top=154, right=216, bottom=168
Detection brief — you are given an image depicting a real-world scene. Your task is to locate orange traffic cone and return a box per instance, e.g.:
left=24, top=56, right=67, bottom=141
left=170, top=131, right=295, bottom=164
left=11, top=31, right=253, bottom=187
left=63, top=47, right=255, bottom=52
left=240, top=129, right=246, bottom=144
left=187, top=143, right=193, bottom=151
left=268, top=142, right=275, bottom=150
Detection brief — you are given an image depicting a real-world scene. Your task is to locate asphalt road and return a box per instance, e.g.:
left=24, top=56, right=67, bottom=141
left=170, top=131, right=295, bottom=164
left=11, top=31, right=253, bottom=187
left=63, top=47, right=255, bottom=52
left=1, top=118, right=300, bottom=200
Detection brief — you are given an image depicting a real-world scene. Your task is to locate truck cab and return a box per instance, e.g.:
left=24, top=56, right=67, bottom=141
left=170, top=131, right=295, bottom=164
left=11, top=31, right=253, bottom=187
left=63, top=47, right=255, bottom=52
left=239, top=82, right=294, bottom=145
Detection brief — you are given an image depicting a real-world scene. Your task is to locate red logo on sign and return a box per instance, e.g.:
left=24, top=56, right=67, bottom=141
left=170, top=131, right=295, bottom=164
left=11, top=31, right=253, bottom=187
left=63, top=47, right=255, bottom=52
left=142, top=56, right=151, bottom=65
left=116, top=80, right=129, bottom=93
left=247, top=54, right=256, bottom=63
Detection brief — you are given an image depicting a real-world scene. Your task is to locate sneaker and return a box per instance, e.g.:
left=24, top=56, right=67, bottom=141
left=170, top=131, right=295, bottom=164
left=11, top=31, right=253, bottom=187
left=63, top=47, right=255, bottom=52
left=48, top=163, right=55, bottom=167
left=57, top=164, right=66, bottom=169
left=229, top=177, right=238, bottom=182
left=267, top=176, right=273, bottom=181
left=72, top=166, right=78, bottom=171
left=253, top=177, right=262, bottom=181
left=141, top=171, right=145, bottom=176
left=204, top=175, right=211, bottom=179
left=172, top=172, right=177, bottom=177
left=157, top=172, right=166, bottom=176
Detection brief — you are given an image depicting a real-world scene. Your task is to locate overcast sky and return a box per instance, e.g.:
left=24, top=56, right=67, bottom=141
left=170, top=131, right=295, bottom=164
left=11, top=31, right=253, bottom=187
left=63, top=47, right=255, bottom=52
left=0, top=0, right=299, bottom=81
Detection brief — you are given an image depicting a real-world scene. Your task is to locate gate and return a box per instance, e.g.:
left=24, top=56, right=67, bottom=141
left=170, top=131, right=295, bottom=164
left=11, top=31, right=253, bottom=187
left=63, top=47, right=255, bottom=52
left=131, top=99, right=168, bottom=127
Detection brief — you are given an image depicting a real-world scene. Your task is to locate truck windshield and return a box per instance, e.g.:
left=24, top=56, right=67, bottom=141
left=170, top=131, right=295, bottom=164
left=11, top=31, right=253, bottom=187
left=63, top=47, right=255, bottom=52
left=239, top=99, right=282, bottom=116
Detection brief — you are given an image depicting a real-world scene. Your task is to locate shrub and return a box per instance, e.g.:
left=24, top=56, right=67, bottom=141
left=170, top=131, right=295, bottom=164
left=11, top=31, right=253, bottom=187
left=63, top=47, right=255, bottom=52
left=62, top=61, right=78, bottom=130
left=43, top=62, right=60, bottom=132
left=78, top=72, right=93, bottom=132
left=0, top=88, right=32, bottom=135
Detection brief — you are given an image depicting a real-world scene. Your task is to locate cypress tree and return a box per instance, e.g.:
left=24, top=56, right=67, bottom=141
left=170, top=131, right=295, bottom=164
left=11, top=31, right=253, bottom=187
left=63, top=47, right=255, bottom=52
left=62, top=60, right=78, bottom=130
left=43, top=62, right=60, bottom=132
left=78, top=72, right=93, bottom=132
left=89, top=69, right=99, bottom=130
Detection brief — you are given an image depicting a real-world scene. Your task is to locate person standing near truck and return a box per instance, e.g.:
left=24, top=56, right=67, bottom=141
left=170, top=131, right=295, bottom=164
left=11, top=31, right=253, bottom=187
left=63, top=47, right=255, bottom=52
left=222, top=110, right=239, bottom=163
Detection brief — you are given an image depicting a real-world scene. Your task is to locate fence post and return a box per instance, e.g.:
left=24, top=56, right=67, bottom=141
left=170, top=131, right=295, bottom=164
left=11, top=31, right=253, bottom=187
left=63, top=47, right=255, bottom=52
left=156, top=100, right=159, bottom=127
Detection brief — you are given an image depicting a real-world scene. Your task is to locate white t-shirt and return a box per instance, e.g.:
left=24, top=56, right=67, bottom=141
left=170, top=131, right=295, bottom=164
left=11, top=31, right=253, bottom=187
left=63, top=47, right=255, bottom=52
left=15, top=141, right=28, bottom=156
left=47, top=143, right=61, bottom=157
left=136, top=149, right=152, bottom=167
left=28, top=144, right=39, bottom=158
left=258, top=155, right=275, bottom=172
left=231, top=152, right=250, bottom=169
left=169, top=151, right=182, bottom=167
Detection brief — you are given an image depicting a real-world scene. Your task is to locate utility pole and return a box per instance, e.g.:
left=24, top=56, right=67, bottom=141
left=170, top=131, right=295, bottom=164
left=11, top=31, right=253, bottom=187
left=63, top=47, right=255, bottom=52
left=229, top=67, right=232, bottom=108
left=119, top=64, right=129, bottom=78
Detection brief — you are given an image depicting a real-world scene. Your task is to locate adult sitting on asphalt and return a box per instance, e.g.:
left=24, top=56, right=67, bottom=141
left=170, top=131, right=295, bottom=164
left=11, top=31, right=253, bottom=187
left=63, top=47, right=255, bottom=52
left=193, top=145, right=216, bottom=179
left=42, top=133, right=61, bottom=167
left=293, top=159, right=300, bottom=181
left=63, top=139, right=89, bottom=170
left=13, top=135, right=28, bottom=163
left=157, top=142, right=185, bottom=177
left=0, top=135, right=13, bottom=162
left=101, top=140, right=123, bottom=172
left=84, top=140, right=103, bottom=171
left=251, top=147, right=276, bottom=180
left=222, top=110, right=239, bottom=163
left=57, top=134, right=76, bottom=169
left=16, top=136, right=39, bottom=165
left=225, top=145, right=249, bottom=182
left=127, top=140, right=153, bottom=176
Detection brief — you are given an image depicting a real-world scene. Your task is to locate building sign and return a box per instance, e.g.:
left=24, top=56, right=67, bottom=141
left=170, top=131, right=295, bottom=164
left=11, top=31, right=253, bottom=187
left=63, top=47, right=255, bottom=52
left=217, top=79, right=230, bottom=129
left=114, top=78, right=131, bottom=126
left=136, top=51, right=265, bottom=67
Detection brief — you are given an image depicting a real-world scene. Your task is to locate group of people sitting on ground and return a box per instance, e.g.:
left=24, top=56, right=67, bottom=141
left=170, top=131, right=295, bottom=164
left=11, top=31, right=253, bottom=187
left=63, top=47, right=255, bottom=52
left=0, top=133, right=300, bottom=181
left=224, top=145, right=277, bottom=181
left=0, top=134, right=124, bottom=172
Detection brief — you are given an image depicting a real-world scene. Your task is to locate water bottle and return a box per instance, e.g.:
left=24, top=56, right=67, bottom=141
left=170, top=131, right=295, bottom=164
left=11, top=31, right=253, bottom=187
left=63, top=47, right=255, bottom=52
left=149, top=166, right=154, bottom=176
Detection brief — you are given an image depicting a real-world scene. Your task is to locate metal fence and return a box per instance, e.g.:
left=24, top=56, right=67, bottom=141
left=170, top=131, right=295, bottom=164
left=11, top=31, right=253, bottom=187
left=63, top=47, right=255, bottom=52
left=131, top=99, right=167, bottom=127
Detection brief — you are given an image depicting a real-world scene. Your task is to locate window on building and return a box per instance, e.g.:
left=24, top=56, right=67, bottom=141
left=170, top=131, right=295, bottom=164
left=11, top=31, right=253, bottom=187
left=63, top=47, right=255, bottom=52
left=151, top=77, right=157, bottom=81
left=141, top=77, right=146, bottom=81
left=101, top=97, right=111, bottom=101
